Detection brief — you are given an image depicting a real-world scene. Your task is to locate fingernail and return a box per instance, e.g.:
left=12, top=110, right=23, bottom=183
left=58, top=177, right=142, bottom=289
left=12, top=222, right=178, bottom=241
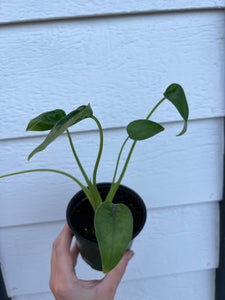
left=126, top=250, right=135, bottom=262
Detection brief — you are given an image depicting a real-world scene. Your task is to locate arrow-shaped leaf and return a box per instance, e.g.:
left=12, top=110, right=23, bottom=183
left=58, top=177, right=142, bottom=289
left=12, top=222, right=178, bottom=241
left=28, top=104, right=93, bottom=160
left=26, top=109, right=66, bottom=131
left=164, top=83, right=189, bottom=136
left=94, top=202, right=133, bottom=273
left=127, top=119, right=164, bottom=141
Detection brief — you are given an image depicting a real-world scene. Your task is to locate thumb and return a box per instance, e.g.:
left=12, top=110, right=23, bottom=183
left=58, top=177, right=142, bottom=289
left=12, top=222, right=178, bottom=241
left=102, top=250, right=134, bottom=293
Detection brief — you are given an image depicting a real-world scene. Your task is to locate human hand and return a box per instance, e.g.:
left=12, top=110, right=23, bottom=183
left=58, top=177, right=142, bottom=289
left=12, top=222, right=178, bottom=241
left=49, top=224, right=134, bottom=300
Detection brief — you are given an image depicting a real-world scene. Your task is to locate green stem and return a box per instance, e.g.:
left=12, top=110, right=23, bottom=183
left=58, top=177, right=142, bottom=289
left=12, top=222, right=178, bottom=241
left=0, top=168, right=98, bottom=210
left=116, top=141, right=136, bottom=187
left=66, top=129, right=90, bottom=185
left=91, top=116, right=104, bottom=186
left=0, top=168, right=85, bottom=190
left=112, top=136, right=129, bottom=184
left=105, top=141, right=136, bottom=202
left=106, top=96, right=166, bottom=202
left=118, top=96, right=166, bottom=185
left=146, top=97, right=166, bottom=120
left=67, top=128, right=102, bottom=210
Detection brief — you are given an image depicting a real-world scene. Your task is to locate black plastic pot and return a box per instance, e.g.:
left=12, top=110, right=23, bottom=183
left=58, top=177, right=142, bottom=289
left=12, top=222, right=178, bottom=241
left=66, top=183, right=147, bottom=271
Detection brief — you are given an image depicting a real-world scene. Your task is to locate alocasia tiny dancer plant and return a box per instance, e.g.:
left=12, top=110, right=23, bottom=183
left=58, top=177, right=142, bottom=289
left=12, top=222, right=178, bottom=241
left=0, top=83, right=189, bottom=273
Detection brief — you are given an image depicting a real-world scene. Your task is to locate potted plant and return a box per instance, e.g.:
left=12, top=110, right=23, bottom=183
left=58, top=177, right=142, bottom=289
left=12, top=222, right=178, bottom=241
left=0, top=83, right=189, bottom=273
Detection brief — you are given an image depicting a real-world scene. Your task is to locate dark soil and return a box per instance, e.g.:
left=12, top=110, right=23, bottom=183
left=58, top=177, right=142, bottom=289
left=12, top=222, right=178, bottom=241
left=68, top=183, right=146, bottom=243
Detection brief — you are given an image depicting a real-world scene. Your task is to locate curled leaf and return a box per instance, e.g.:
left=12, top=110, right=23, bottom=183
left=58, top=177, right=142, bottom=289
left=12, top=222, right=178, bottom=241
left=164, top=83, right=189, bottom=136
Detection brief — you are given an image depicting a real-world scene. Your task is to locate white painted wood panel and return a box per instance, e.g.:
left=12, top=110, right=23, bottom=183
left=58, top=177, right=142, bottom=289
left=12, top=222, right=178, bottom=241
left=0, top=4, right=223, bottom=300
left=1, top=0, right=225, bottom=24
left=13, top=270, right=216, bottom=300
left=0, top=11, right=224, bottom=140
left=0, top=202, right=219, bottom=297
left=116, top=270, right=216, bottom=300
left=0, top=118, right=223, bottom=227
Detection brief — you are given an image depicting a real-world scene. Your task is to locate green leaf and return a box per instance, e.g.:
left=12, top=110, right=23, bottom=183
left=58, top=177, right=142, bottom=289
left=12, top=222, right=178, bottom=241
left=26, top=109, right=66, bottom=131
left=94, top=202, right=133, bottom=273
left=164, top=83, right=189, bottom=136
left=28, top=104, right=93, bottom=160
left=127, top=119, right=164, bottom=141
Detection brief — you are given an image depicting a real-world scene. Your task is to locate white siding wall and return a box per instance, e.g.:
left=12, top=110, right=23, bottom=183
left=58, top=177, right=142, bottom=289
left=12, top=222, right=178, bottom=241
left=0, top=2, right=224, bottom=299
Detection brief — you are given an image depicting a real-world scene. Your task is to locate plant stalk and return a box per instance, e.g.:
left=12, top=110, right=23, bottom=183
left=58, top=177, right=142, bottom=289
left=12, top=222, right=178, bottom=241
left=0, top=168, right=85, bottom=190
left=112, top=136, right=129, bottom=184
left=106, top=96, right=166, bottom=202
left=146, top=97, right=166, bottom=120
left=66, top=129, right=90, bottom=185
left=118, top=96, right=166, bottom=185
left=67, top=128, right=102, bottom=210
left=91, top=116, right=104, bottom=186
left=0, top=168, right=99, bottom=209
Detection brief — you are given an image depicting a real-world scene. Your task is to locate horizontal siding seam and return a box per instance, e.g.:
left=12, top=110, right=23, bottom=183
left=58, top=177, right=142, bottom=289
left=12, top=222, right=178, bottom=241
left=8, top=268, right=217, bottom=298
left=0, top=7, right=224, bottom=26
left=119, top=268, right=217, bottom=283
left=0, top=116, right=224, bottom=143
left=0, top=200, right=220, bottom=230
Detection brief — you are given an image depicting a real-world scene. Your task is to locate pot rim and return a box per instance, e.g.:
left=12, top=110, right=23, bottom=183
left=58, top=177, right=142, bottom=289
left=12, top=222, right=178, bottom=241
left=66, top=182, right=147, bottom=246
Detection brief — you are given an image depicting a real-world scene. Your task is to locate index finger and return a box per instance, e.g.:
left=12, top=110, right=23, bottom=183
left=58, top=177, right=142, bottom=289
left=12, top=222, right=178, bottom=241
left=53, top=223, right=73, bottom=254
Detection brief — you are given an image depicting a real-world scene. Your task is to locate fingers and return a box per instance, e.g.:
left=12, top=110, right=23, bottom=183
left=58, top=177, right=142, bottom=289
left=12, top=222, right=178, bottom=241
left=50, top=224, right=76, bottom=280
left=70, top=241, right=79, bottom=267
left=54, top=223, right=74, bottom=253
left=50, top=224, right=80, bottom=296
left=102, top=250, right=134, bottom=295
